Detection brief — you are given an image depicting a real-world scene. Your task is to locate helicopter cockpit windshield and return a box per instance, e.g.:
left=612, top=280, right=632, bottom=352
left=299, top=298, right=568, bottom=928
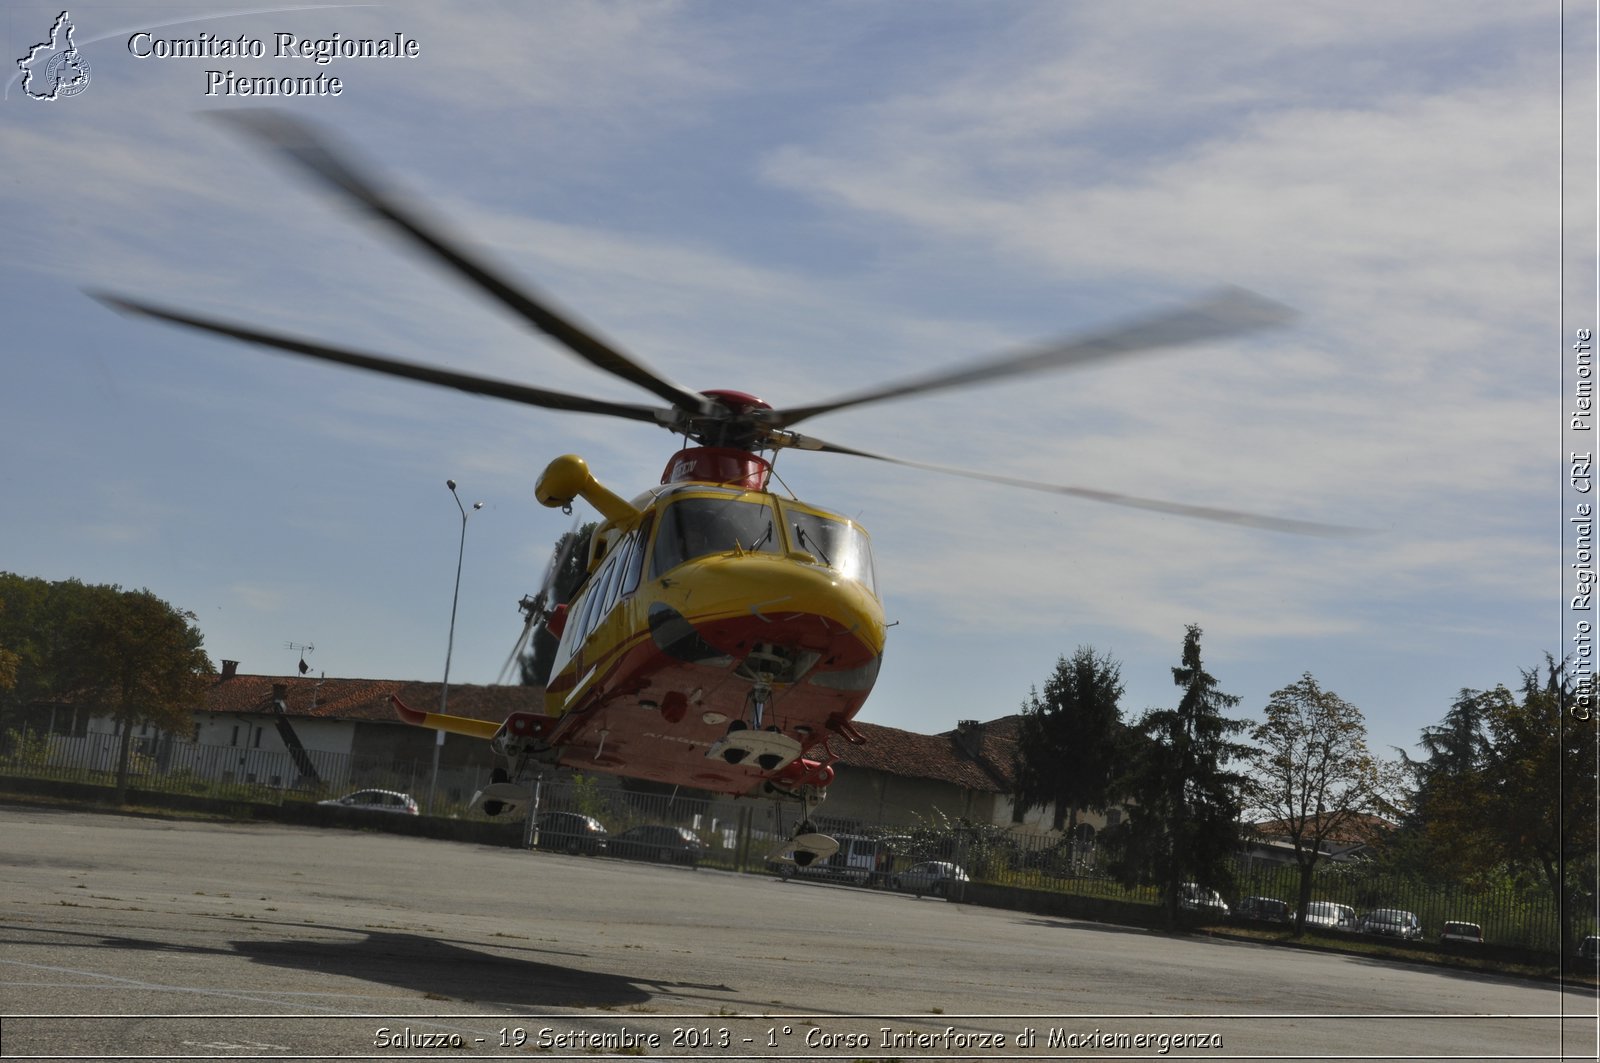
left=783, top=504, right=876, bottom=593
left=651, top=496, right=780, bottom=577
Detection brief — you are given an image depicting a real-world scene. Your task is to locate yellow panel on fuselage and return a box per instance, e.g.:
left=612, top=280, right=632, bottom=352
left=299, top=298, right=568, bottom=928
left=544, top=485, right=884, bottom=720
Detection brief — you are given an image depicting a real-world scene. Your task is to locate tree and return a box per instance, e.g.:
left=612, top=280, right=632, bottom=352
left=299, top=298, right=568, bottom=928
left=0, top=599, right=18, bottom=694
left=1247, top=673, right=1399, bottom=935
left=520, top=522, right=596, bottom=687
left=1013, top=646, right=1126, bottom=840
left=1104, top=625, right=1253, bottom=928
left=1418, top=659, right=1597, bottom=957
left=0, top=572, right=74, bottom=735
left=1386, top=687, right=1495, bottom=882
left=0, top=574, right=213, bottom=801
left=1414, top=688, right=1493, bottom=777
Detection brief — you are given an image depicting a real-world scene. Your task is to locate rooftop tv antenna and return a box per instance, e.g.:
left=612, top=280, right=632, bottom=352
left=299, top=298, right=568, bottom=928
left=285, top=641, right=315, bottom=676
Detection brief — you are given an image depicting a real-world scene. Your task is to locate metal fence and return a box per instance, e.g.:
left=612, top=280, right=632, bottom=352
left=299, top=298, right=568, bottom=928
left=1, top=731, right=495, bottom=815
left=0, top=733, right=1569, bottom=952
left=941, top=824, right=1566, bottom=952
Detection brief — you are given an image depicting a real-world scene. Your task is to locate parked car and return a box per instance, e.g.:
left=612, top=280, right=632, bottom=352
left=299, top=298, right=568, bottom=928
left=609, top=825, right=704, bottom=866
left=1577, top=936, right=1599, bottom=965
left=1178, top=882, right=1231, bottom=918
left=533, top=811, right=608, bottom=855
left=1234, top=896, right=1291, bottom=923
left=1301, top=901, right=1359, bottom=932
left=891, top=861, right=969, bottom=897
left=1439, top=921, right=1483, bottom=945
left=1359, top=908, right=1423, bottom=940
left=317, top=788, right=419, bottom=815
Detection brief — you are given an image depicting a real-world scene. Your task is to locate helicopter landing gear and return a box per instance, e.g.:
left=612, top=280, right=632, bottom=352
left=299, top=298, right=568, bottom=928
left=705, top=677, right=802, bottom=770
left=706, top=721, right=800, bottom=772
left=472, top=746, right=547, bottom=818
left=473, top=763, right=537, bottom=817
left=765, top=786, right=838, bottom=869
left=481, top=766, right=510, bottom=816
left=748, top=679, right=771, bottom=730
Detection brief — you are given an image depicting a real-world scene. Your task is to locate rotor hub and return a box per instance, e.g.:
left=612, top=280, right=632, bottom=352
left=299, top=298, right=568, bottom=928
left=661, top=446, right=772, bottom=490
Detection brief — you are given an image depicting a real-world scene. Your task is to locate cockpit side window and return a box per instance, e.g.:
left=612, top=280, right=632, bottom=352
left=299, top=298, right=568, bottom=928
left=785, top=506, right=876, bottom=592
left=650, top=498, right=778, bottom=578
left=619, top=514, right=652, bottom=597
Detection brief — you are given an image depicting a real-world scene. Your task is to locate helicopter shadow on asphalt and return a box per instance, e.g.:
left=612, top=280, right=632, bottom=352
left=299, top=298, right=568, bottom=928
left=21, top=922, right=731, bottom=1008
left=236, top=927, right=734, bottom=1008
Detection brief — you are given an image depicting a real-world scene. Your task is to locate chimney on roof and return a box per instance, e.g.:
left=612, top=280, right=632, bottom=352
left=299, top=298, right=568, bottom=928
left=271, top=682, right=289, bottom=714
left=953, top=719, right=984, bottom=759
left=221, top=660, right=238, bottom=680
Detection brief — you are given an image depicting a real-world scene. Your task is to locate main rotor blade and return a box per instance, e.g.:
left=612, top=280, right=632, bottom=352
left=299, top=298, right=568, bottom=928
left=789, top=433, right=1368, bottom=538
left=212, top=109, right=711, bottom=416
left=765, top=287, right=1294, bottom=429
left=92, top=293, right=668, bottom=425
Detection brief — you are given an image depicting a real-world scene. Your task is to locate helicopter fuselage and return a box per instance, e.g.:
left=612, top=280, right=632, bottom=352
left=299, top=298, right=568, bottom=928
left=524, top=454, right=884, bottom=795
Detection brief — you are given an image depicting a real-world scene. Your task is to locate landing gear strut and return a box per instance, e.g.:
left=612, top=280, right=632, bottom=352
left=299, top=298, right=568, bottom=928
left=765, top=782, right=839, bottom=869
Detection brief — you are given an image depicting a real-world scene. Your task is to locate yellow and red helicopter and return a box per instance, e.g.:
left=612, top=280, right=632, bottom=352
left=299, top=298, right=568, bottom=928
left=94, top=112, right=1354, bottom=864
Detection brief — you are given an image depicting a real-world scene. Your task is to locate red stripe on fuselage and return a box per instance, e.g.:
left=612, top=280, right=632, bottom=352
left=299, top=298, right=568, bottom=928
left=545, top=610, right=876, bottom=794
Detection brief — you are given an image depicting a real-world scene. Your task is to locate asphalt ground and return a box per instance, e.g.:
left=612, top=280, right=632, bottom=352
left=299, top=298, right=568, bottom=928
left=0, top=804, right=1595, bottom=1061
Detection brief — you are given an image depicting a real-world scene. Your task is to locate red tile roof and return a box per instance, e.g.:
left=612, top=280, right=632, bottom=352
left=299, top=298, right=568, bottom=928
left=203, top=673, right=542, bottom=724
left=1251, top=812, right=1395, bottom=846
left=826, top=718, right=1018, bottom=793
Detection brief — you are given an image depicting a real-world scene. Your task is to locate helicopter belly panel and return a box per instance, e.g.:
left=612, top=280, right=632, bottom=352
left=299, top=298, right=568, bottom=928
left=537, top=550, right=885, bottom=794
left=545, top=609, right=878, bottom=795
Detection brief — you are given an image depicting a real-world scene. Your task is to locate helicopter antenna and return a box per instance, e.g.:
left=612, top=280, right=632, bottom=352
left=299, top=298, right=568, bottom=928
left=767, top=463, right=799, bottom=500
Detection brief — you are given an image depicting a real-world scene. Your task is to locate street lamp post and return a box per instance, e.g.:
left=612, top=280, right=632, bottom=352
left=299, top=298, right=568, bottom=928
left=429, top=478, right=482, bottom=814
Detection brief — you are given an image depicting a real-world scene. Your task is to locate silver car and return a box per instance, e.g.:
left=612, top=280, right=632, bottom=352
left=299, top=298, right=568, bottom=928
left=317, top=788, right=420, bottom=815
left=891, top=861, right=969, bottom=896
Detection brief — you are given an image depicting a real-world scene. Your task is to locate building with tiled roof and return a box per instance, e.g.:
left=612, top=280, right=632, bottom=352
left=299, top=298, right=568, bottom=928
left=1243, top=812, right=1396, bottom=866
left=34, top=660, right=544, bottom=812
left=200, top=665, right=540, bottom=725
left=183, top=661, right=543, bottom=800
left=814, top=714, right=1108, bottom=838
left=40, top=658, right=1099, bottom=835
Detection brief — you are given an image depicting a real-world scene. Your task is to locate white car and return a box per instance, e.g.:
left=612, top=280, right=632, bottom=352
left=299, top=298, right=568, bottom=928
left=1301, top=901, right=1359, bottom=932
left=317, top=788, right=420, bottom=815
left=1178, top=882, right=1230, bottom=918
left=891, top=861, right=969, bottom=896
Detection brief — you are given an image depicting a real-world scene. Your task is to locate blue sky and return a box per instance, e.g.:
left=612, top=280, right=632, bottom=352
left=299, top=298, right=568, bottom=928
left=0, top=2, right=1580, bottom=761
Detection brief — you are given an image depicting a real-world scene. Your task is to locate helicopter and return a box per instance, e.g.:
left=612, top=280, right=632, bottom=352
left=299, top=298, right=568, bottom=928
left=93, top=111, right=1357, bottom=866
